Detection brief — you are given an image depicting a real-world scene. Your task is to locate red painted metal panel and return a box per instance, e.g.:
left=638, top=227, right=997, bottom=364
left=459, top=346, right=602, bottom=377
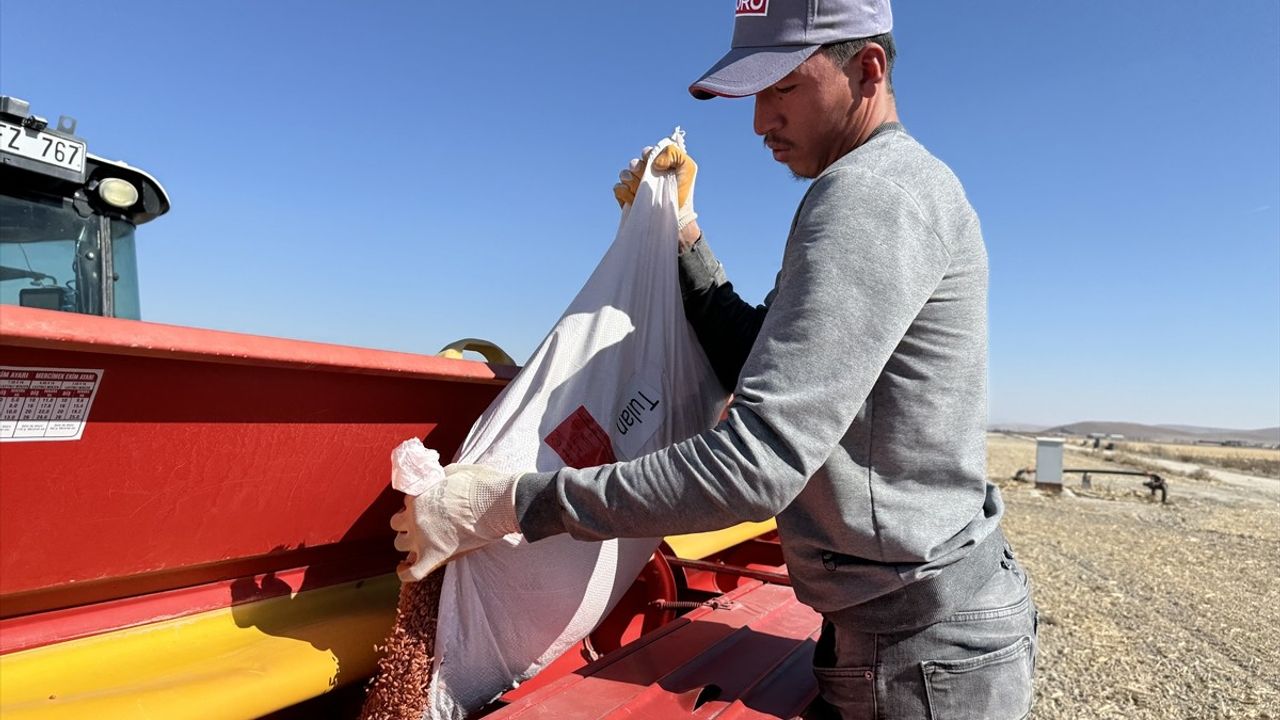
left=489, top=581, right=822, bottom=720
left=0, top=306, right=518, bottom=383
left=0, top=558, right=391, bottom=654
left=0, top=308, right=515, bottom=620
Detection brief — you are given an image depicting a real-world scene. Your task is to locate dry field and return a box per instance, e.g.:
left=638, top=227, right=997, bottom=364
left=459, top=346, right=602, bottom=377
left=989, top=433, right=1280, bottom=719
left=1111, top=441, right=1280, bottom=479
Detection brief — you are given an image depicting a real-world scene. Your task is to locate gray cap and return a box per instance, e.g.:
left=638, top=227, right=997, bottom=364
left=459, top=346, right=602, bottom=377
left=690, top=0, right=893, bottom=100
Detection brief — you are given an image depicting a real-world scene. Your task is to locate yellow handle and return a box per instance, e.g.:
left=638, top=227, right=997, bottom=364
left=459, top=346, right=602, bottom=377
left=438, top=338, right=516, bottom=366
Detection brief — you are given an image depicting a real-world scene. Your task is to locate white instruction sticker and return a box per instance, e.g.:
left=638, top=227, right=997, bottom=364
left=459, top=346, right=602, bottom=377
left=0, top=366, right=104, bottom=442
left=611, top=374, right=665, bottom=460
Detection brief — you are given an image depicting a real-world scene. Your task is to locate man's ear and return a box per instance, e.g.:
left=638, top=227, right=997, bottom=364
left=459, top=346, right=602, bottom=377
left=856, top=43, right=888, bottom=91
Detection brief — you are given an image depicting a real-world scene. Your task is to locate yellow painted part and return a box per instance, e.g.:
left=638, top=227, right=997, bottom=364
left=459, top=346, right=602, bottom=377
left=0, top=574, right=400, bottom=720
left=438, top=338, right=516, bottom=365
left=665, top=519, right=777, bottom=560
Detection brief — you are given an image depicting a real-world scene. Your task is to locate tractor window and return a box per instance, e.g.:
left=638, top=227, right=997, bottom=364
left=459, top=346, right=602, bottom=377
left=0, top=194, right=100, bottom=315
left=110, top=219, right=140, bottom=319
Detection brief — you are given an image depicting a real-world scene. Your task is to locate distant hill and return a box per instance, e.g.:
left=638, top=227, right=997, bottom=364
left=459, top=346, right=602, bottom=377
left=988, top=423, right=1049, bottom=433
left=1036, top=421, right=1280, bottom=445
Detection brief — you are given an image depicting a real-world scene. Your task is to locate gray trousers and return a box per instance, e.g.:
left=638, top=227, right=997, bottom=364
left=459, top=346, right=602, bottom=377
left=807, top=549, right=1038, bottom=719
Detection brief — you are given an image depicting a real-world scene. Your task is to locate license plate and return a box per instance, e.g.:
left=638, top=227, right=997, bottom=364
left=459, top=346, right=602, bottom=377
left=0, top=120, right=87, bottom=176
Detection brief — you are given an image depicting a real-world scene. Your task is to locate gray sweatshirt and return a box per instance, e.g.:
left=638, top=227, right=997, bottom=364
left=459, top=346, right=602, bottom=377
left=516, top=123, right=1006, bottom=631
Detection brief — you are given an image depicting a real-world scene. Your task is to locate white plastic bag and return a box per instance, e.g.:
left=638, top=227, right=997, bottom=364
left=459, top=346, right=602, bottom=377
left=427, top=129, right=726, bottom=719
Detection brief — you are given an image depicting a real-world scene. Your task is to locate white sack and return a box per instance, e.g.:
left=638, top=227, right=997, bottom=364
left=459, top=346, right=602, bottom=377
left=427, top=129, right=726, bottom=719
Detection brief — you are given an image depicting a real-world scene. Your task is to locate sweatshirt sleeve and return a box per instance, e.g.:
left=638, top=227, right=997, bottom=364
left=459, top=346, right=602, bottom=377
left=677, top=237, right=770, bottom=393
left=516, top=168, right=951, bottom=541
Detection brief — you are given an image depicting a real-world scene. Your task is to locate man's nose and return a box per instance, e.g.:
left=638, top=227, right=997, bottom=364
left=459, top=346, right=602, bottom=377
left=753, top=93, right=780, bottom=136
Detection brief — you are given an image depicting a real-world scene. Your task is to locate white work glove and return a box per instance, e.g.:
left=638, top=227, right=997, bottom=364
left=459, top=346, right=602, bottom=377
left=613, top=144, right=698, bottom=232
left=390, top=463, right=522, bottom=582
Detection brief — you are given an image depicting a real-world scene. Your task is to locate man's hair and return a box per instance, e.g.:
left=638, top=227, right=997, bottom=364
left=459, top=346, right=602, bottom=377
left=822, top=32, right=896, bottom=93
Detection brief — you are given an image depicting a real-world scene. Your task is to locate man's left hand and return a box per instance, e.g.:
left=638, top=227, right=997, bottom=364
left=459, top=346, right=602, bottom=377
left=390, top=463, right=521, bottom=581
left=613, top=144, right=701, bottom=250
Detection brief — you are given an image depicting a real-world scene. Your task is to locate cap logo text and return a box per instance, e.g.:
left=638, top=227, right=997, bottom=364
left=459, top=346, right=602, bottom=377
left=736, top=0, right=768, bottom=16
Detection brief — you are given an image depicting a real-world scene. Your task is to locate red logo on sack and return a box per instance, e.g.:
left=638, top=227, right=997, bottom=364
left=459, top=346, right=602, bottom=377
left=736, top=0, right=768, bottom=16
left=544, top=405, right=617, bottom=469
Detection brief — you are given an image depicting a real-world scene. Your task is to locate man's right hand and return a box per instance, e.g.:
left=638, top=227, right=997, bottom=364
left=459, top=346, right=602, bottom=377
left=613, top=145, right=701, bottom=250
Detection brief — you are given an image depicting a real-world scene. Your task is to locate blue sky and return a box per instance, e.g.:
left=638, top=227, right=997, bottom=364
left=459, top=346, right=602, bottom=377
left=2, top=2, right=1277, bottom=429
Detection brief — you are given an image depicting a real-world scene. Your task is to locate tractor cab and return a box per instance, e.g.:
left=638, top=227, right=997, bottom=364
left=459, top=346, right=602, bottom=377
left=0, top=96, right=169, bottom=319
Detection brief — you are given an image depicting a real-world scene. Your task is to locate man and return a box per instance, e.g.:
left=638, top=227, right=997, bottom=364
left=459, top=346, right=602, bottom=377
left=392, top=1, right=1037, bottom=716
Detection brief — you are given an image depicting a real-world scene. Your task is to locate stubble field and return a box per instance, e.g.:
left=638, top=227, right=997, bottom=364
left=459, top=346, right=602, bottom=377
left=1111, top=440, right=1280, bottom=479
left=988, top=433, right=1280, bottom=719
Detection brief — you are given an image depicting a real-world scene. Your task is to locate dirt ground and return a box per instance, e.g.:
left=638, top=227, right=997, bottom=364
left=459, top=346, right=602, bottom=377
left=988, top=434, right=1280, bottom=719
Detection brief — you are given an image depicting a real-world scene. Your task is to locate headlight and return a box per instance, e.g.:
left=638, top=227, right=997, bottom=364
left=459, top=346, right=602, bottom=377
left=98, top=178, right=139, bottom=208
